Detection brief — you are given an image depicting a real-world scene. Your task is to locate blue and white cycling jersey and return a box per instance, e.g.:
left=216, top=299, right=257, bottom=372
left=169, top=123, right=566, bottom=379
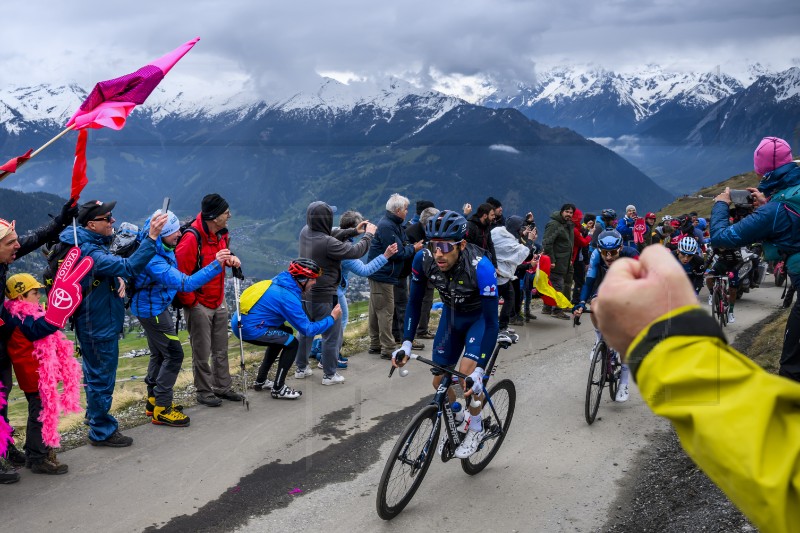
left=579, top=245, right=639, bottom=303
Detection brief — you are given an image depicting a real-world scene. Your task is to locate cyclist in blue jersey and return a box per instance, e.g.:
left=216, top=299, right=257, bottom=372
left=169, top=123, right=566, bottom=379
left=673, top=236, right=706, bottom=294
left=573, top=229, right=639, bottom=402
left=392, top=210, right=499, bottom=459
left=704, top=246, right=740, bottom=323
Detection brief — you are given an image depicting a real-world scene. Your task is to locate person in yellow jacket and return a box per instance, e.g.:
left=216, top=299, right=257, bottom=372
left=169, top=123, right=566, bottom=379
left=593, top=244, right=800, bottom=533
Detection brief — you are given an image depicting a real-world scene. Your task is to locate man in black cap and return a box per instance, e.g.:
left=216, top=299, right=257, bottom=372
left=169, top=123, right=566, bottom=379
left=176, top=194, right=243, bottom=407
left=0, top=199, right=77, bottom=482
left=58, top=199, right=167, bottom=447
left=486, top=196, right=505, bottom=229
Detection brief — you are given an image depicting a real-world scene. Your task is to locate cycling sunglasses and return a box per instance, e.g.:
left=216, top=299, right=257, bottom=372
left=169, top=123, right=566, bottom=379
left=601, top=248, right=621, bottom=258
left=427, top=240, right=463, bottom=254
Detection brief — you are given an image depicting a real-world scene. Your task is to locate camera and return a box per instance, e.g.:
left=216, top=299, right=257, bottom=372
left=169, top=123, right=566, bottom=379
left=729, top=189, right=754, bottom=208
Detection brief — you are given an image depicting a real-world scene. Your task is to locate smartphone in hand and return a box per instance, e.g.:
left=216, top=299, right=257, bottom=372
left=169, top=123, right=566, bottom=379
left=162, top=197, right=170, bottom=215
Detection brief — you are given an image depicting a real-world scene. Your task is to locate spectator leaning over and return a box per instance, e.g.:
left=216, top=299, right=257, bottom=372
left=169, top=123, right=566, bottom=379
left=542, top=203, right=575, bottom=319
left=711, top=136, right=800, bottom=383
left=132, top=210, right=233, bottom=427
left=233, top=259, right=341, bottom=399
left=176, top=193, right=243, bottom=408
left=405, top=207, right=440, bottom=338
left=367, top=194, right=423, bottom=360
left=465, top=203, right=498, bottom=266
left=594, top=244, right=800, bottom=533
left=0, top=199, right=76, bottom=471
left=616, top=204, right=638, bottom=247
left=298, top=201, right=376, bottom=385
left=486, top=196, right=505, bottom=228
left=492, top=216, right=535, bottom=331
left=336, top=210, right=398, bottom=366
left=59, top=200, right=167, bottom=446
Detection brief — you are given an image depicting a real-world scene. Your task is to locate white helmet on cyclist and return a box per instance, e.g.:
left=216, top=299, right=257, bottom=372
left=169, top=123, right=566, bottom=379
left=661, top=214, right=673, bottom=222
left=678, top=236, right=698, bottom=255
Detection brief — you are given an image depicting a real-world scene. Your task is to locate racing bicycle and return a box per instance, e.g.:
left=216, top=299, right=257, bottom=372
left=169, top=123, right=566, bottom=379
left=576, top=311, right=622, bottom=425
left=708, top=274, right=731, bottom=328
left=375, top=332, right=518, bottom=520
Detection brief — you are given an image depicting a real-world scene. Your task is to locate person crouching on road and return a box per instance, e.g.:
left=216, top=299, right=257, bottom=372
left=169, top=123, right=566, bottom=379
left=132, top=210, right=234, bottom=427
left=232, top=259, right=341, bottom=400
left=4, top=274, right=80, bottom=475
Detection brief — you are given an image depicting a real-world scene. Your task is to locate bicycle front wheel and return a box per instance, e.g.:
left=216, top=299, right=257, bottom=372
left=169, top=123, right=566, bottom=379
left=608, top=353, right=620, bottom=402
left=585, top=341, right=606, bottom=425
left=376, top=404, right=440, bottom=520
left=461, top=379, right=517, bottom=475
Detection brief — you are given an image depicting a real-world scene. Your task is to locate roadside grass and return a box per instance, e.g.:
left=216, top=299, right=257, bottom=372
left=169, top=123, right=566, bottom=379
left=741, top=307, right=786, bottom=374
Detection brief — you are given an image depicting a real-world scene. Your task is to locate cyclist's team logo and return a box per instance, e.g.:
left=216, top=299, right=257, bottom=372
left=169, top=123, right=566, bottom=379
left=481, top=284, right=497, bottom=296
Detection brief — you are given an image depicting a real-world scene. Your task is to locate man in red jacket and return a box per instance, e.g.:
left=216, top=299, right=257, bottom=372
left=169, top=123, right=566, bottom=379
left=176, top=194, right=243, bottom=407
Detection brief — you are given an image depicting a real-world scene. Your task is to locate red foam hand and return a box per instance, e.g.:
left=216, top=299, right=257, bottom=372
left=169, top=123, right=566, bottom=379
left=633, top=218, right=647, bottom=244
left=44, top=247, right=94, bottom=328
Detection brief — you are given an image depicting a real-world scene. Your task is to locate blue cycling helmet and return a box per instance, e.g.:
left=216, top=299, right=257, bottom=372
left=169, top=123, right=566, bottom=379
left=596, top=229, right=622, bottom=250
left=696, top=217, right=707, bottom=231
left=425, top=210, right=467, bottom=241
left=600, top=208, right=617, bottom=220
left=678, top=236, right=698, bottom=255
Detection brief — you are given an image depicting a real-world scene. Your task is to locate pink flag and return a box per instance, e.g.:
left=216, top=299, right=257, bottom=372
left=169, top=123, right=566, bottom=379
left=66, top=37, right=200, bottom=131
left=0, top=149, right=33, bottom=174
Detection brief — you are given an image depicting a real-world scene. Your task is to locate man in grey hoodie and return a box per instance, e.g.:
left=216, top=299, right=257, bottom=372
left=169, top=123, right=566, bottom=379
left=297, top=201, right=376, bottom=385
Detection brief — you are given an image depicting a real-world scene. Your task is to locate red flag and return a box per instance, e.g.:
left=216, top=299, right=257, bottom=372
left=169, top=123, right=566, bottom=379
left=0, top=149, right=33, bottom=174
left=70, top=129, right=88, bottom=200
left=66, top=38, right=200, bottom=131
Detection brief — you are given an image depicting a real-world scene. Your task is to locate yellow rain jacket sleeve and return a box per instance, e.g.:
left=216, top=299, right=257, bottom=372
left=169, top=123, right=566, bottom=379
left=627, top=305, right=800, bottom=533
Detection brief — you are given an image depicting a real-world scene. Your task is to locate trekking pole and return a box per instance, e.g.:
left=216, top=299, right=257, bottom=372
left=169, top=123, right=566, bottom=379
left=232, top=272, right=249, bottom=411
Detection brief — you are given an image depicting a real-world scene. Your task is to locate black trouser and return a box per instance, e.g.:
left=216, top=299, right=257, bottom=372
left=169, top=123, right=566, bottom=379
left=24, top=392, right=47, bottom=463
left=780, top=272, right=800, bottom=382
left=572, top=261, right=587, bottom=304
left=392, top=277, right=409, bottom=341
left=248, top=325, right=297, bottom=391
left=140, top=310, right=185, bottom=408
left=498, top=282, right=515, bottom=329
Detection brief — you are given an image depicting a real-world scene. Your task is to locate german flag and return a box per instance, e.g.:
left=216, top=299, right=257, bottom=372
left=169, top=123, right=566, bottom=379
left=533, top=254, right=572, bottom=309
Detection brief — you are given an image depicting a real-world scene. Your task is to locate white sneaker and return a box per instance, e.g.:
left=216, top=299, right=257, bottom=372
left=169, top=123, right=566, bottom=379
left=454, top=428, right=484, bottom=459
left=708, top=295, right=713, bottom=306
left=728, top=312, right=735, bottom=324
left=253, top=379, right=274, bottom=391
left=317, top=361, right=323, bottom=369
left=321, top=373, right=346, bottom=386
left=616, top=384, right=630, bottom=402
left=295, top=367, right=313, bottom=379
left=271, top=385, right=302, bottom=400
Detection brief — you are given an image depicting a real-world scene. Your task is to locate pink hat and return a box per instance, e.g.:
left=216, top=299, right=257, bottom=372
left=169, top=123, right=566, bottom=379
left=754, top=136, right=793, bottom=176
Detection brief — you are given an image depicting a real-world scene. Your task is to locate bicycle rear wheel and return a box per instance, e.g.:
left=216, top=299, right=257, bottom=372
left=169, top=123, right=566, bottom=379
left=584, top=341, right=607, bottom=425
left=376, top=405, right=440, bottom=520
left=461, top=379, right=516, bottom=475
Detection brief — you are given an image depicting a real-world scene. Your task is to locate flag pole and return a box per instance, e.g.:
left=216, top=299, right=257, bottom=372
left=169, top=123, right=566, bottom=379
left=0, top=124, right=77, bottom=182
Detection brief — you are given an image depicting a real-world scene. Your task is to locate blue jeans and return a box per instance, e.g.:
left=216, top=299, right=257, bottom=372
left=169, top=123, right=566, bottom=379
left=77, top=335, right=119, bottom=441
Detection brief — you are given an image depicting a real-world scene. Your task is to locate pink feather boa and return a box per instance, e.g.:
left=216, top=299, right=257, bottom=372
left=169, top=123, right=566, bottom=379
left=4, top=299, right=82, bottom=448
left=0, top=388, right=11, bottom=457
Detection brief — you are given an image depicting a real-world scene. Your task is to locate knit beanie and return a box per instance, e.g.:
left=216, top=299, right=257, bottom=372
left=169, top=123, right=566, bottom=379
left=754, top=137, right=792, bottom=176
left=415, top=200, right=435, bottom=215
left=201, top=194, right=229, bottom=220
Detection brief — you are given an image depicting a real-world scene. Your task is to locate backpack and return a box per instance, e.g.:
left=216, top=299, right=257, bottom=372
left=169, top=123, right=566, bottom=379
left=763, top=184, right=800, bottom=266
left=238, top=279, right=273, bottom=315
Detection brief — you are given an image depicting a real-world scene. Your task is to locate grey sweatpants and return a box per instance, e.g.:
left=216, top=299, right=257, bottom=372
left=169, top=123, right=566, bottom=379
left=140, top=310, right=184, bottom=407
left=297, top=294, right=341, bottom=378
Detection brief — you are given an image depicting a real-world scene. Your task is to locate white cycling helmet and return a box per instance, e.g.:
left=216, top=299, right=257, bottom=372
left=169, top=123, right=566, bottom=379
left=661, top=214, right=673, bottom=222
left=678, top=236, right=698, bottom=255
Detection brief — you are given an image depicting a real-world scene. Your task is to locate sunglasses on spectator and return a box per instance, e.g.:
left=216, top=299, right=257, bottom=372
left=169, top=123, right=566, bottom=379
left=601, top=249, right=621, bottom=258
left=93, top=213, right=113, bottom=222
left=427, top=240, right=462, bottom=254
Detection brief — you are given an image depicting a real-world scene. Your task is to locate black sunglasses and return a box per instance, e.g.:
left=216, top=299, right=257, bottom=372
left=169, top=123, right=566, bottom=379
left=92, top=213, right=113, bottom=222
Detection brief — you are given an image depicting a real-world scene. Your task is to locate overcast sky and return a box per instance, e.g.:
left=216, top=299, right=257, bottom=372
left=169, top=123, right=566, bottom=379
left=3, top=0, right=799, bottom=102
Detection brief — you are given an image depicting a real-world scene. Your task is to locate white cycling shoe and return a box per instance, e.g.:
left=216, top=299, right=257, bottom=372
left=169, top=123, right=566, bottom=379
left=454, top=428, right=484, bottom=459
left=728, top=312, right=736, bottom=324
left=616, top=384, right=630, bottom=402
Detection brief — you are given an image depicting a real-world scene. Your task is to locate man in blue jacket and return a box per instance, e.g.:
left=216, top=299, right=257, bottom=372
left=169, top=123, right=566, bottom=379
left=232, top=259, right=341, bottom=399
left=366, top=194, right=423, bottom=359
left=59, top=200, right=167, bottom=447
left=132, top=210, right=233, bottom=427
left=711, top=136, right=800, bottom=382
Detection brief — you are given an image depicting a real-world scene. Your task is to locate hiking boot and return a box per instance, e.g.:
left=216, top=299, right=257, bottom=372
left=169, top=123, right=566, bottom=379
left=509, top=316, right=525, bottom=326
left=90, top=430, right=133, bottom=447
left=4, top=445, right=26, bottom=467
left=197, top=395, right=222, bottom=407
left=271, top=385, right=302, bottom=399
left=152, top=406, right=190, bottom=427
left=454, top=428, right=484, bottom=459
left=411, top=340, right=425, bottom=350
left=551, top=310, right=571, bottom=320
left=295, top=367, right=313, bottom=379
left=253, top=379, right=274, bottom=391
left=214, top=390, right=244, bottom=402
left=0, top=462, right=20, bottom=484
left=380, top=352, right=393, bottom=360
left=417, top=330, right=436, bottom=339
left=367, top=347, right=382, bottom=355
left=321, top=373, right=346, bottom=386
left=524, top=312, right=537, bottom=322
left=30, top=451, right=68, bottom=475
left=146, top=396, right=185, bottom=417
left=541, top=307, right=552, bottom=315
